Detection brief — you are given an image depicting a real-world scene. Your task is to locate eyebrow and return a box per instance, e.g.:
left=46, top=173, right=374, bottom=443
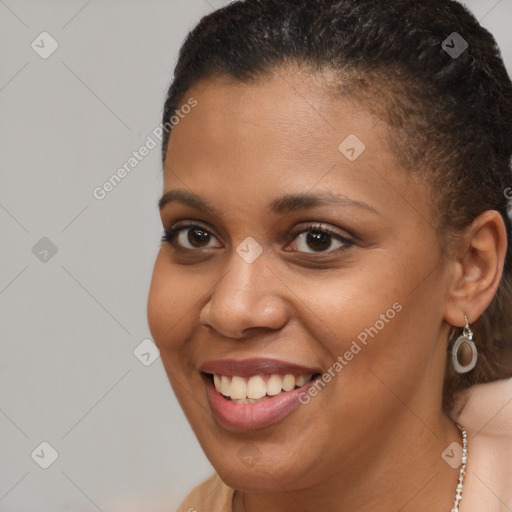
left=159, top=190, right=218, bottom=214
left=269, top=192, right=378, bottom=215
left=158, top=189, right=378, bottom=215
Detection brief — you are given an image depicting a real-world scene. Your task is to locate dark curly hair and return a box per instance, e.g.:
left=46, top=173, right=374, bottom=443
left=161, top=0, right=512, bottom=411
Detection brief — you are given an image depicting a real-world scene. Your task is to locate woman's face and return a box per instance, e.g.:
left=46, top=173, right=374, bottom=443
left=147, top=69, right=453, bottom=491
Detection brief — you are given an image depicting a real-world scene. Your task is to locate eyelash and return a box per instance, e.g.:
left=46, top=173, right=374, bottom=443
left=288, top=223, right=353, bottom=253
left=161, top=222, right=354, bottom=254
left=161, top=223, right=213, bottom=247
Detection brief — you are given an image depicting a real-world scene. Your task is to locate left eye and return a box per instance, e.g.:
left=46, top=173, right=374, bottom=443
left=289, top=227, right=350, bottom=253
left=162, top=225, right=222, bottom=250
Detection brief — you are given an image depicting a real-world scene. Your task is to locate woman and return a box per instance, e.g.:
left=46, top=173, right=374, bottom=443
left=147, top=1, right=512, bottom=510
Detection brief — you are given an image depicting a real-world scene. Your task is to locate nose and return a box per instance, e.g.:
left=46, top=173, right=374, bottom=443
left=199, top=252, right=290, bottom=339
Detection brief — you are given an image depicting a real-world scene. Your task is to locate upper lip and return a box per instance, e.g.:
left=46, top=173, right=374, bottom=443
left=200, top=358, right=321, bottom=377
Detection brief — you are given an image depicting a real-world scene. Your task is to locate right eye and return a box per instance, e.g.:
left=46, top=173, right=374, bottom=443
left=162, top=224, right=222, bottom=250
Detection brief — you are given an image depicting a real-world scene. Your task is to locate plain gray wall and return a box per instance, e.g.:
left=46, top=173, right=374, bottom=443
left=1, top=1, right=511, bottom=510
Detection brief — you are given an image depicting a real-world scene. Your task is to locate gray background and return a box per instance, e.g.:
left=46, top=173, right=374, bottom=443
left=0, top=1, right=511, bottom=511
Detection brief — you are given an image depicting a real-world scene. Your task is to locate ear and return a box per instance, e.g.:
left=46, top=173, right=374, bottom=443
left=444, top=210, right=508, bottom=327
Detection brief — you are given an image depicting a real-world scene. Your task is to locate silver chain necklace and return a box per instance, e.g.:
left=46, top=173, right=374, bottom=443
left=451, top=424, right=468, bottom=512
left=240, top=425, right=468, bottom=512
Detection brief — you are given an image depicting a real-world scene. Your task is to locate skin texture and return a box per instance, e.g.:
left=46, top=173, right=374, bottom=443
left=147, top=68, right=507, bottom=511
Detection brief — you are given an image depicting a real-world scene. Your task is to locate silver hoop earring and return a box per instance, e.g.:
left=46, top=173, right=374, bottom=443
left=452, top=315, right=478, bottom=374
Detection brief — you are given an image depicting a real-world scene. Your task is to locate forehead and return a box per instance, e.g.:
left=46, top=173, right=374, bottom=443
left=166, top=72, right=385, bottom=174
left=168, top=71, right=382, bottom=158
left=163, top=70, right=430, bottom=227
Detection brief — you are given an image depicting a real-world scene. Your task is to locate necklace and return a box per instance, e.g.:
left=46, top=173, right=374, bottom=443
left=239, top=425, right=468, bottom=512
left=451, top=424, right=468, bottom=512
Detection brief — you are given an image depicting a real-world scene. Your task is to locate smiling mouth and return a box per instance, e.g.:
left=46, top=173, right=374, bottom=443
left=199, top=358, right=323, bottom=429
left=204, top=372, right=320, bottom=404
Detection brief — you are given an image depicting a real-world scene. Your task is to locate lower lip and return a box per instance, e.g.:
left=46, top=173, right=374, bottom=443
left=203, top=375, right=315, bottom=430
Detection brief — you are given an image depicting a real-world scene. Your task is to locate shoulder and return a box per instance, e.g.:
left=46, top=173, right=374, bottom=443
left=177, top=473, right=235, bottom=512
left=449, top=377, right=512, bottom=511
left=452, top=376, right=512, bottom=435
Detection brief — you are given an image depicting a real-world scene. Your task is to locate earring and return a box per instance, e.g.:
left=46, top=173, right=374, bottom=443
left=452, top=315, right=478, bottom=374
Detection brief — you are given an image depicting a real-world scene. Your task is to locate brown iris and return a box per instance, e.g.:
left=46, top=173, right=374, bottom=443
left=306, top=231, right=331, bottom=251
left=188, top=228, right=210, bottom=248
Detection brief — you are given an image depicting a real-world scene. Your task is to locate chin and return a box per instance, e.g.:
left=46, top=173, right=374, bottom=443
left=211, top=448, right=315, bottom=492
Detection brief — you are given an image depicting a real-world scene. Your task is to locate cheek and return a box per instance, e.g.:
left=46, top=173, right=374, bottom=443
left=147, top=253, right=204, bottom=353
left=286, top=258, right=404, bottom=352
left=287, top=254, right=435, bottom=395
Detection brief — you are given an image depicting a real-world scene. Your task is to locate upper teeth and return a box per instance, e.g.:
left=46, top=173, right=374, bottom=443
left=213, top=373, right=312, bottom=400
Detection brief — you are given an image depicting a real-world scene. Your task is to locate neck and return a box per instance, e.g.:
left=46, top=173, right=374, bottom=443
left=237, top=413, right=462, bottom=512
